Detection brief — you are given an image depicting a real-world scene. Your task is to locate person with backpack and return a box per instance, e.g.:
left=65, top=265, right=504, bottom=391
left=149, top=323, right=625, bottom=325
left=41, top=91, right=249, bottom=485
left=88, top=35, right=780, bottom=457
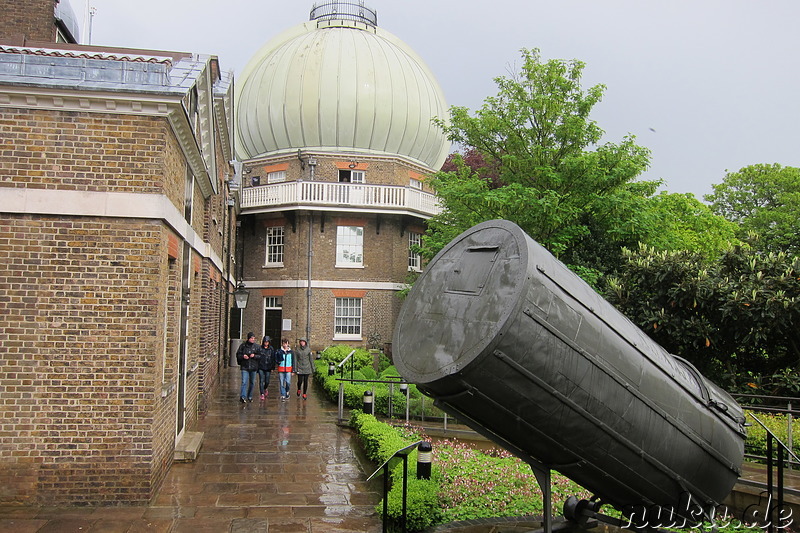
left=256, top=335, right=276, bottom=401
left=277, top=338, right=293, bottom=401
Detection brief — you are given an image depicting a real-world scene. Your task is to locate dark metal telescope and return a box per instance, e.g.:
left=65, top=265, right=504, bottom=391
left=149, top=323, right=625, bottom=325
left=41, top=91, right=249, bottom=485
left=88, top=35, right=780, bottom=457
left=393, top=220, right=746, bottom=527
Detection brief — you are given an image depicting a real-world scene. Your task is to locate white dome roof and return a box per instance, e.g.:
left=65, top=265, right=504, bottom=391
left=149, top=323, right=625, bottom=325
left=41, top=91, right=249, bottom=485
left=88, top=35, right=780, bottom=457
left=234, top=19, right=450, bottom=169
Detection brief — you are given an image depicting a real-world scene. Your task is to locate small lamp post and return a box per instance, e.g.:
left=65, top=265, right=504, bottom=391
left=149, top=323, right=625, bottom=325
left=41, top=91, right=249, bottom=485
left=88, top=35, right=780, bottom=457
left=417, top=441, right=432, bottom=479
left=363, top=390, right=374, bottom=414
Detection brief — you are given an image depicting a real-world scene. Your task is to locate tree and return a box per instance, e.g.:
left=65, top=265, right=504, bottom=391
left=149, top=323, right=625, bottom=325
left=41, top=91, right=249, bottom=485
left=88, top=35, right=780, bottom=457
left=604, top=242, right=800, bottom=394
left=705, top=163, right=800, bottom=255
left=426, top=48, right=653, bottom=270
left=635, top=192, right=739, bottom=255
left=560, top=190, right=738, bottom=284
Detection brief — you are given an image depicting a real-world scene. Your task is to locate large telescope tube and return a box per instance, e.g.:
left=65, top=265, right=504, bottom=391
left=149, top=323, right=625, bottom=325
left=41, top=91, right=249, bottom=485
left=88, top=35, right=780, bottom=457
left=393, top=220, right=745, bottom=524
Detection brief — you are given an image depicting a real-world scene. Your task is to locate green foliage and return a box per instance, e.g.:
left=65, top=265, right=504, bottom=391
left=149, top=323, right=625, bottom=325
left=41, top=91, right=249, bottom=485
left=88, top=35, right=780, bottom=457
left=350, top=412, right=442, bottom=530
left=319, top=344, right=374, bottom=370
left=603, top=243, right=800, bottom=391
left=634, top=192, right=739, bottom=255
left=361, top=367, right=377, bottom=380
left=743, top=411, right=800, bottom=459
left=350, top=412, right=592, bottom=531
left=706, top=163, right=800, bottom=255
left=380, top=366, right=401, bottom=378
left=426, top=48, right=653, bottom=277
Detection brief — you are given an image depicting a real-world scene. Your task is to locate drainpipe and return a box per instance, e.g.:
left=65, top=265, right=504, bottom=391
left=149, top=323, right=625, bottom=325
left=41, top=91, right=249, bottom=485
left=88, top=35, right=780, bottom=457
left=306, top=212, right=313, bottom=343
left=222, top=197, right=232, bottom=368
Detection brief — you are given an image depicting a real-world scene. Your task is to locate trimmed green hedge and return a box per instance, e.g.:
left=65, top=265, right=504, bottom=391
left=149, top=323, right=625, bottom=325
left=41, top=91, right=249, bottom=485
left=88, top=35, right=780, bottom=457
left=350, top=411, right=444, bottom=531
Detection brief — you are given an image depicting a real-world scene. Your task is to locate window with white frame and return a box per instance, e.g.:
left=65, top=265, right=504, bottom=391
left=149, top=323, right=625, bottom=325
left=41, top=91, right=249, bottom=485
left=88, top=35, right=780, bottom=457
left=265, top=226, right=284, bottom=266
left=409, top=178, right=422, bottom=190
left=267, top=170, right=286, bottom=184
left=336, top=226, right=363, bottom=267
left=338, top=169, right=365, bottom=183
left=335, top=297, right=362, bottom=338
left=408, top=231, right=422, bottom=272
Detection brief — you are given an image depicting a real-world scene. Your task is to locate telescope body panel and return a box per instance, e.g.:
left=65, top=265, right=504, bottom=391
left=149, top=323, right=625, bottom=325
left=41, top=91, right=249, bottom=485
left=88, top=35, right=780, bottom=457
left=393, top=220, right=746, bottom=517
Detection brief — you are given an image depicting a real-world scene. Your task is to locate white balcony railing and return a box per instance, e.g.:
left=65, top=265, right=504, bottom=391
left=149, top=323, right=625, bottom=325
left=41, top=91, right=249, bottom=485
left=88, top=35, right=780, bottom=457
left=240, top=181, right=441, bottom=218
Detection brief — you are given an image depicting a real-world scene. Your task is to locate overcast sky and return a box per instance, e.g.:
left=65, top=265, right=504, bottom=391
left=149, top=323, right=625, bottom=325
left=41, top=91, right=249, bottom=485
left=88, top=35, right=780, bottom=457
left=84, top=0, right=800, bottom=200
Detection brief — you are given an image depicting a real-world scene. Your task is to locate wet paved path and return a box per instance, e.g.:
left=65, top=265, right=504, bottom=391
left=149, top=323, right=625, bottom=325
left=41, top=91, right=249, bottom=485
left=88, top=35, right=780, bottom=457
left=0, top=367, right=384, bottom=532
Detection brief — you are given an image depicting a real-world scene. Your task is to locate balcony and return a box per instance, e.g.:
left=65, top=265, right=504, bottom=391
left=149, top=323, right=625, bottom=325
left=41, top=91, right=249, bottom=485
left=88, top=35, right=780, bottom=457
left=240, top=181, right=442, bottom=218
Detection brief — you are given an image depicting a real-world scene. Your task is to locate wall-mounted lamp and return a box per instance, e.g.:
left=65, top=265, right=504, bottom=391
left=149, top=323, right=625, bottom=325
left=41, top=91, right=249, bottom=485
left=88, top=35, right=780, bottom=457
left=348, top=161, right=357, bottom=169
left=231, top=282, right=249, bottom=309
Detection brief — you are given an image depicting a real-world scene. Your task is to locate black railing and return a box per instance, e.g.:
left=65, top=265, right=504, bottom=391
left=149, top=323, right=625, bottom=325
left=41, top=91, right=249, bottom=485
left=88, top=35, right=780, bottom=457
left=746, top=413, right=799, bottom=533
left=732, top=393, right=798, bottom=469
left=310, top=1, right=378, bottom=26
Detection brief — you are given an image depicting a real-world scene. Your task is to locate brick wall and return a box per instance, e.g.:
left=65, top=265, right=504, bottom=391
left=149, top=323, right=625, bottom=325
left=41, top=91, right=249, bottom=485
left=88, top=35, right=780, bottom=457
left=245, top=153, right=434, bottom=192
left=240, top=212, right=410, bottom=353
left=0, top=100, right=231, bottom=503
left=0, top=108, right=171, bottom=196
left=0, top=214, right=164, bottom=503
left=0, top=0, right=57, bottom=42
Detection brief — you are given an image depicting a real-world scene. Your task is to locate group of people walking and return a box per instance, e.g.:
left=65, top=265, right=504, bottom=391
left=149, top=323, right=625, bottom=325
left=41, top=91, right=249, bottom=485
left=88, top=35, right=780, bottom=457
left=235, top=333, right=315, bottom=403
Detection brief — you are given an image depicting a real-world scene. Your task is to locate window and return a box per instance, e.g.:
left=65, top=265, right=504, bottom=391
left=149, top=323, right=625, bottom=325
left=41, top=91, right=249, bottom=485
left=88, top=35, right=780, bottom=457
left=183, top=169, right=194, bottom=223
left=409, top=178, right=422, bottom=190
left=338, top=169, right=365, bottom=183
left=408, top=232, right=422, bottom=272
left=265, top=226, right=284, bottom=266
left=335, top=297, right=362, bottom=338
left=267, top=170, right=286, bottom=184
left=336, top=226, right=363, bottom=267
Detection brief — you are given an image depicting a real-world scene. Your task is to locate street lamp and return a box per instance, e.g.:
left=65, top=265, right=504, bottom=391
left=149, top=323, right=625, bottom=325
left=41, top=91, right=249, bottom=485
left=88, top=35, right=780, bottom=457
left=232, top=283, right=249, bottom=309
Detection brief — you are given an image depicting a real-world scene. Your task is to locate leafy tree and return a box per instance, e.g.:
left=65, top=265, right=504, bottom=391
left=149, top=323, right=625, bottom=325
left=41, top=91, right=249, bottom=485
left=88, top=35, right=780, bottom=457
left=634, top=192, right=739, bottom=255
left=561, top=190, right=738, bottom=280
left=604, top=242, right=800, bottom=394
left=426, top=48, right=652, bottom=271
left=705, top=163, right=800, bottom=255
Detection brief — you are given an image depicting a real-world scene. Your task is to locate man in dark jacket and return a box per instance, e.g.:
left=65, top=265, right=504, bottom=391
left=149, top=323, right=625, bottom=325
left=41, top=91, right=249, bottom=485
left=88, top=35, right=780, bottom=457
left=256, top=335, right=276, bottom=400
left=236, top=332, right=258, bottom=403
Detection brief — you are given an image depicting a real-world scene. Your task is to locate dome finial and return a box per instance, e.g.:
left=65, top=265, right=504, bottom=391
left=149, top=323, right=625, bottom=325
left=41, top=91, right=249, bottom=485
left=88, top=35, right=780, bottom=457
left=309, top=1, right=377, bottom=27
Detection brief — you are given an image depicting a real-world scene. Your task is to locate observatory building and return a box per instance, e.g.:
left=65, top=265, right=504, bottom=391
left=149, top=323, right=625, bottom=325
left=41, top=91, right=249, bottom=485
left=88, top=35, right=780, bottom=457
left=232, top=2, right=450, bottom=352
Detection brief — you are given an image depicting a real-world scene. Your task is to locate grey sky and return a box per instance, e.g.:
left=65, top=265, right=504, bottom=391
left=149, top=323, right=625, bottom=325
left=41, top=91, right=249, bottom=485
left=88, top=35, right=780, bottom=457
left=84, top=0, right=800, bottom=199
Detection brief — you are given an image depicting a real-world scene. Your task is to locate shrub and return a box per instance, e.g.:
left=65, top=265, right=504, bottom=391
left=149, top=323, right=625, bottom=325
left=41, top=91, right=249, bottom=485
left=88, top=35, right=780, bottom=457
left=744, top=410, right=800, bottom=459
left=320, top=344, right=374, bottom=369
left=350, top=412, right=442, bottom=530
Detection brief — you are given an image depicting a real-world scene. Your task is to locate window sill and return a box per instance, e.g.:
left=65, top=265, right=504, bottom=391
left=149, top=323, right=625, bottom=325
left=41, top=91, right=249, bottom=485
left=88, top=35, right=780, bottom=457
left=263, top=263, right=284, bottom=268
left=335, top=264, right=364, bottom=269
left=334, top=334, right=362, bottom=341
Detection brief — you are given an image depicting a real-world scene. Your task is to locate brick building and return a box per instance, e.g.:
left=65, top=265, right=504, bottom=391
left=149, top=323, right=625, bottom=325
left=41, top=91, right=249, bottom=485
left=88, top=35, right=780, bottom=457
left=0, top=0, right=238, bottom=504
left=234, top=3, right=450, bottom=353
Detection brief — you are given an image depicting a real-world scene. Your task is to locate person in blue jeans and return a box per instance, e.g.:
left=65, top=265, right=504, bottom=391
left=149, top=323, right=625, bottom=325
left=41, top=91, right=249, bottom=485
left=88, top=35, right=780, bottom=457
left=277, top=338, right=294, bottom=401
left=235, top=332, right=258, bottom=403
left=256, top=335, right=276, bottom=400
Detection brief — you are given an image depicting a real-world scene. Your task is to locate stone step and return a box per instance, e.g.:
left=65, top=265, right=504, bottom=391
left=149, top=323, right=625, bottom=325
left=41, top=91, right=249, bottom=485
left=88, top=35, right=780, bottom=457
left=174, top=431, right=204, bottom=462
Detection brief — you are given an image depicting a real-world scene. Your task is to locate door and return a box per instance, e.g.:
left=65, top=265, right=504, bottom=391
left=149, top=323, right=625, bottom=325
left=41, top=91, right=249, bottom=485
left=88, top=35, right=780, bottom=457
left=264, top=297, right=282, bottom=343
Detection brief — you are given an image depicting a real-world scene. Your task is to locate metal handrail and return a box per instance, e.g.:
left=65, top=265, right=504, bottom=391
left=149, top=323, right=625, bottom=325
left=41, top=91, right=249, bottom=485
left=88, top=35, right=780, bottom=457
left=310, top=1, right=378, bottom=26
left=747, top=413, right=799, bottom=533
left=732, top=393, right=797, bottom=469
